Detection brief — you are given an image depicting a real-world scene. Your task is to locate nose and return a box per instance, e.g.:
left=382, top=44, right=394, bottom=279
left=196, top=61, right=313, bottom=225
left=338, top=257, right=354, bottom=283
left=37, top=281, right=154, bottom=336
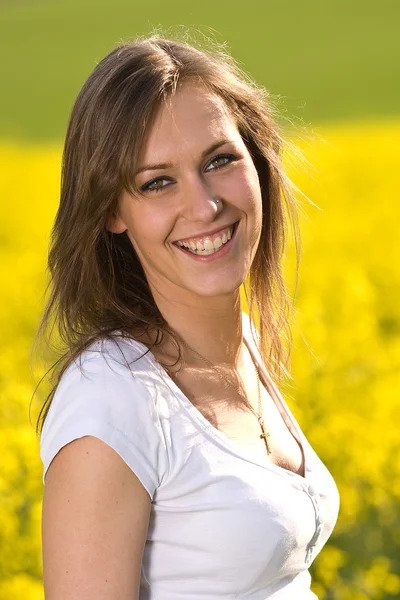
left=180, top=173, right=220, bottom=223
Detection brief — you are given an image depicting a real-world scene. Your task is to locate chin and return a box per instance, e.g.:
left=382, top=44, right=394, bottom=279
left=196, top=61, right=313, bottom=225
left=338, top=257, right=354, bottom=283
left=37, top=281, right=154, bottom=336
left=181, top=272, right=247, bottom=298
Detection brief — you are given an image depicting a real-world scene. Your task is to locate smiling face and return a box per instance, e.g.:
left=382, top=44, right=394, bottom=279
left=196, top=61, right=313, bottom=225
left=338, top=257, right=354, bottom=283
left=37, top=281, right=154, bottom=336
left=108, top=83, right=263, bottom=304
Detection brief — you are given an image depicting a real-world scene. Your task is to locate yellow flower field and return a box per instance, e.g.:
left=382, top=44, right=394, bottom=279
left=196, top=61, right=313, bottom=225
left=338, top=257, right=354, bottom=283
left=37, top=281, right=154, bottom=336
left=0, top=121, right=398, bottom=599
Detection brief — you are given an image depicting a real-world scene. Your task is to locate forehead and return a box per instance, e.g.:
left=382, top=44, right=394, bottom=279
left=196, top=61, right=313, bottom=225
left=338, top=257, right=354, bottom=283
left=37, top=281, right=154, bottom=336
left=140, top=84, right=241, bottom=162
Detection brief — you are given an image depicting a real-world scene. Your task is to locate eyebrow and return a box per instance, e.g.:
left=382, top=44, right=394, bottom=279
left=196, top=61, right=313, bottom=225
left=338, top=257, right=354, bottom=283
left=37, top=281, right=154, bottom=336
left=135, top=139, right=233, bottom=176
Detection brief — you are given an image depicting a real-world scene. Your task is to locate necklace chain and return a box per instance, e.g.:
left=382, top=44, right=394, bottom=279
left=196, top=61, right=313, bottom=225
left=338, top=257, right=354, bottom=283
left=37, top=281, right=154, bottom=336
left=179, top=338, right=272, bottom=455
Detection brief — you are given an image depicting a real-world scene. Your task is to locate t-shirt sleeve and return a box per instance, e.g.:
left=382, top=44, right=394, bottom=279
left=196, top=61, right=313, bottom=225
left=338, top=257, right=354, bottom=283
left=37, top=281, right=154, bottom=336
left=39, top=348, right=168, bottom=500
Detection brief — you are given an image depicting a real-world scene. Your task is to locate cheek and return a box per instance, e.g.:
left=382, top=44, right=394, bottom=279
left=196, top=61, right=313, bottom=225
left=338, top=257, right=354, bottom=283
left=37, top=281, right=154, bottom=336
left=234, top=165, right=263, bottom=218
left=237, top=167, right=263, bottom=248
left=125, top=205, right=174, bottom=256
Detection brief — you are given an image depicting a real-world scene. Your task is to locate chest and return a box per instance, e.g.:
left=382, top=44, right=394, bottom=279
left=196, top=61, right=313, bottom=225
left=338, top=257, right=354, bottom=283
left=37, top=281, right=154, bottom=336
left=168, top=366, right=306, bottom=478
left=200, top=392, right=305, bottom=478
left=146, top=414, right=339, bottom=598
left=147, top=361, right=341, bottom=595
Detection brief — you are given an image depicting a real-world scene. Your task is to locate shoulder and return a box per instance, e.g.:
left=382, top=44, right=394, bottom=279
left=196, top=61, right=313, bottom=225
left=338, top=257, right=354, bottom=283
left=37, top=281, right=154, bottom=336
left=40, top=334, right=170, bottom=495
left=57, top=334, right=160, bottom=398
left=47, top=334, right=166, bottom=432
left=72, top=333, right=154, bottom=375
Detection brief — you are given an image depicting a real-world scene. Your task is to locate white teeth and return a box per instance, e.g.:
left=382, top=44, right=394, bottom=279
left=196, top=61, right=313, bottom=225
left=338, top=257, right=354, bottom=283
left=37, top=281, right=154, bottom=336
left=177, top=224, right=235, bottom=255
left=213, top=236, right=222, bottom=249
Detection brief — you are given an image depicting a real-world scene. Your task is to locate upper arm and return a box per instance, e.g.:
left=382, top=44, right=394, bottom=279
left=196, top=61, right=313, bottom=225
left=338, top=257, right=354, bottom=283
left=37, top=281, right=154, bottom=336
left=42, top=435, right=151, bottom=600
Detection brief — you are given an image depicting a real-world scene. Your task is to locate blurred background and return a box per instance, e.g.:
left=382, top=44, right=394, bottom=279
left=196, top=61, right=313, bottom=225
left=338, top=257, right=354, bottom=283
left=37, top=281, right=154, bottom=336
left=0, top=1, right=399, bottom=598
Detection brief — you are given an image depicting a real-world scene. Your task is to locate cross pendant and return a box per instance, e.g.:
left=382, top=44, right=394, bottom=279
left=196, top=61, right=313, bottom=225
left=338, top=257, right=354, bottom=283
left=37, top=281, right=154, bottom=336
left=258, top=417, right=272, bottom=455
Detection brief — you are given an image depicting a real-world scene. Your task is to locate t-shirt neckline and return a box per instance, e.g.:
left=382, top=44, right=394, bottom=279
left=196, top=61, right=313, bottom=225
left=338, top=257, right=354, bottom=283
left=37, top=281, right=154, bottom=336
left=125, top=313, right=310, bottom=484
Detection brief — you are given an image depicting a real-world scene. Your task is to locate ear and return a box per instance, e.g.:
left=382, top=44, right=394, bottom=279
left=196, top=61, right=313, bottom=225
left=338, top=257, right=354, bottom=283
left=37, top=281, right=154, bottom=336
left=106, top=214, right=127, bottom=234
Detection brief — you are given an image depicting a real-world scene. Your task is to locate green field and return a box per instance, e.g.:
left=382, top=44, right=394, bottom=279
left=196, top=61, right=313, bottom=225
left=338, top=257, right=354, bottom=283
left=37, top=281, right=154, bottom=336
left=0, top=0, right=399, bottom=141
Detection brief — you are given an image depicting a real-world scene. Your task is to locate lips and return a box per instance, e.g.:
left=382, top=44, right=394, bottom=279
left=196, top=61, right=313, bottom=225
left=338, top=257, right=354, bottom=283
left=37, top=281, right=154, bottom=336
left=173, top=222, right=238, bottom=256
left=174, top=221, right=239, bottom=257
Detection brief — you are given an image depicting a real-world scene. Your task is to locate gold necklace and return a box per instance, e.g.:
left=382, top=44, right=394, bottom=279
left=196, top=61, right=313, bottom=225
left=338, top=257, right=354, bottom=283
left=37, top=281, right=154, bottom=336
left=180, top=338, right=272, bottom=456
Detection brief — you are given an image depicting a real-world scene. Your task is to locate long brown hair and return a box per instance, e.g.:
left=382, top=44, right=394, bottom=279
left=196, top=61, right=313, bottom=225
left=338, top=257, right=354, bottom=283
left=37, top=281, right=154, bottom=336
left=32, top=34, right=302, bottom=436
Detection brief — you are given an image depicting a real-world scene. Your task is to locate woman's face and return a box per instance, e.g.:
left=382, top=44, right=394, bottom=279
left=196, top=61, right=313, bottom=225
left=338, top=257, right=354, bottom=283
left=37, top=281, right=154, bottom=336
left=109, top=83, right=263, bottom=302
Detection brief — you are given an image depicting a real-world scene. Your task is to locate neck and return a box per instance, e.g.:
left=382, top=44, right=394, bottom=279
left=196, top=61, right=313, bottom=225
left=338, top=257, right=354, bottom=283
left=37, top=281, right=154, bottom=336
left=147, top=288, right=245, bottom=368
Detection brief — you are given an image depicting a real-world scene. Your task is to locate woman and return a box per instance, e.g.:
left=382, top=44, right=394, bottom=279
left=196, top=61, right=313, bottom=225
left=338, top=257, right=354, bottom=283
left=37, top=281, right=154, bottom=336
left=37, top=36, right=340, bottom=599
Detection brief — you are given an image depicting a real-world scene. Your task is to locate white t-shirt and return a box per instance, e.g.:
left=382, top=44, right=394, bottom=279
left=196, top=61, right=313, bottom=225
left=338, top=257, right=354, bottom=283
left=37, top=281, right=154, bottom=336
left=40, top=313, right=340, bottom=599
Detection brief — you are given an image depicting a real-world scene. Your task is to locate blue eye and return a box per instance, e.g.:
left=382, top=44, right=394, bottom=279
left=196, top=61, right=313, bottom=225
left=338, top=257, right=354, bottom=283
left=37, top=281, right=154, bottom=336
left=205, top=154, right=237, bottom=171
left=141, top=177, right=173, bottom=193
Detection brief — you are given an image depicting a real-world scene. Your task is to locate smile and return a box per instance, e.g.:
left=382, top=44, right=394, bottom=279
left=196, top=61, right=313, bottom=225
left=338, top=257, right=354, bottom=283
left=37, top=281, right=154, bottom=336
left=174, top=222, right=238, bottom=256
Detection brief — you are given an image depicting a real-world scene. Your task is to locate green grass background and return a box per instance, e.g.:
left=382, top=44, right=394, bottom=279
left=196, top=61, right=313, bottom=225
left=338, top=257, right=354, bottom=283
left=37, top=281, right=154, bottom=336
left=0, top=0, right=399, bottom=141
